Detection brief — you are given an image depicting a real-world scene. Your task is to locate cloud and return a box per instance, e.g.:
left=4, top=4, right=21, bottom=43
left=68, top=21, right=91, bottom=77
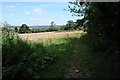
left=40, top=4, right=48, bottom=7
left=20, top=22, right=28, bottom=25
left=2, top=0, right=69, bottom=2
left=4, top=5, right=15, bottom=8
left=9, top=13, right=14, bottom=16
left=60, top=15, right=64, bottom=18
left=25, top=11, right=30, bottom=15
left=0, top=5, right=2, bottom=9
left=29, top=18, right=54, bottom=25
left=33, top=8, right=43, bottom=15
left=30, top=18, right=38, bottom=21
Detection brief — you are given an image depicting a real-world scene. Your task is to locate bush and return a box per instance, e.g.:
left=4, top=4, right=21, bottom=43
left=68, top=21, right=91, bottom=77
left=80, top=34, right=111, bottom=54
left=19, top=24, right=30, bottom=33
left=30, top=27, right=59, bottom=33
left=2, top=27, right=56, bottom=79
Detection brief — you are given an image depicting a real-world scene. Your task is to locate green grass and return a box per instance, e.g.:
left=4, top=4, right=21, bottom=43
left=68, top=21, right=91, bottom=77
left=30, top=33, right=82, bottom=78
left=2, top=28, right=115, bottom=79
left=75, top=34, right=114, bottom=78
left=2, top=29, right=82, bottom=79
left=0, top=31, right=2, bottom=48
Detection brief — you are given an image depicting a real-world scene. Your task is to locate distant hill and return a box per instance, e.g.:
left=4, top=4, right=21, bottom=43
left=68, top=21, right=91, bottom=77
left=11, top=25, right=63, bottom=29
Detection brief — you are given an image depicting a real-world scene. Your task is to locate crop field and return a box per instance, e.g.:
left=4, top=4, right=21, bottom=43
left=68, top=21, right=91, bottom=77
left=18, top=31, right=83, bottom=41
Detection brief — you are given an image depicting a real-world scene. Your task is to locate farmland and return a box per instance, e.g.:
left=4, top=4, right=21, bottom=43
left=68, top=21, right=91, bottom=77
left=18, top=31, right=83, bottom=41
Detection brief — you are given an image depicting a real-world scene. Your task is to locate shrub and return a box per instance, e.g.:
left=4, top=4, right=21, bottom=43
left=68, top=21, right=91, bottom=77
left=2, top=27, right=56, bottom=79
left=19, top=24, right=30, bottom=33
left=14, top=27, right=18, bottom=32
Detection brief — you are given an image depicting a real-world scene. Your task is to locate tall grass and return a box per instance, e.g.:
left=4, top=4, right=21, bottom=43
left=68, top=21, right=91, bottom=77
left=2, top=27, right=56, bottom=79
left=77, top=34, right=120, bottom=78
left=2, top=27, right=82, bottom=79
left=2, top=26, right=117, bottom=79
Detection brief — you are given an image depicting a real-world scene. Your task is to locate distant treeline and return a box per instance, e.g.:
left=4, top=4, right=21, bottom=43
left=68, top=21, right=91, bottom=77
left=12, top=19, right=87, bottom=33
left=12, top=25, right=62, bottom=29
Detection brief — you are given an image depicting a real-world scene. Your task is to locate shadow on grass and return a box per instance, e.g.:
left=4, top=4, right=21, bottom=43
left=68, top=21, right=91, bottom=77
left=76, top=34, right=120, bottom=78
left=2, top=33, right=119, bottom=79
left=43, top=34, right=120, bottom=78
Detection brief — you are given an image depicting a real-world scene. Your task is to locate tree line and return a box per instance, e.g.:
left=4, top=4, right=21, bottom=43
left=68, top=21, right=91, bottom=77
left=68, top=1, right=120, bottom=77
left=13, top=19, right=86, bottom=33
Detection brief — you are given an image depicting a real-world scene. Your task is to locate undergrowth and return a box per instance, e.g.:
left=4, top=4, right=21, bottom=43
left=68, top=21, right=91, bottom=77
left=78, top=34, right=120, bottom=78
left=2, top=27, right=119, bottom=79
left=2, top=27, right=81, bottom=79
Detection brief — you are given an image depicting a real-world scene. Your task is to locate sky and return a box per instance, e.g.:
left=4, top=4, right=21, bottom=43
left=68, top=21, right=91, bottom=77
left=1, top=2, right=83, bottom=26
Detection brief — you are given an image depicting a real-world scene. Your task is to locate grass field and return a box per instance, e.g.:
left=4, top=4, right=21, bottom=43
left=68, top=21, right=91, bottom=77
left=18, top=31, right=83, bottom=41
left=18, top=31, right=86, bottom=78
left=3, top=30, right=112, bottom=79
left=18, top=31, right=111, bottom=78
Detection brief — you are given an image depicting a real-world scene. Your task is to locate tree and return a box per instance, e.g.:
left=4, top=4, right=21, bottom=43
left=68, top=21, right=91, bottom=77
left=75, top=19, right=87, bottom=30
left=65, top=20, right=75, bottom=30
left=68, top=1, right=120, bottom=77
left=1, top=21, right=11, bottom=28
left=19, top=24, right=30, bottom=33
left=14, top=27, right=18, bottom=32
left=68, top=1, right=120, bottom=41
left=50, top=21, right=55, bottom=27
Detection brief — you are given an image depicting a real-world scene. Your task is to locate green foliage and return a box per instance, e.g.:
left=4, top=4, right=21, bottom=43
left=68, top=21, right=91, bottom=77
left=46, top=27, right=58, bottom=32
left=3, top=25, right=119, bottom=78
left=14, top=27, right=18, bottom=32
left=68, top=2, right=120, bottom=77
left=1, top=21, right=11, bottom=28
left=30, top=27, right=59, bottom=33
left=68, top=1, right=120, bottom=77
left=77, top=34, right=120, bottom=78
left=2, top=27, right=58, bottom=79
left=41, top=55, right=56, bottom=70
left=58, top=20, right=84, bottom=31
left=50, top=21, right=55, bottom=27
left=17, top=21, right=82, bottom=34
left=19, top=24, right=30, bottom=33
left=29, top=26, right=81, bottom=33
left=30, top=28, right=46, bottom=33
left=65, top=20, right=75, bottom=30
left=60, top=25, right=66, bottom=30
left=68, top=2, right=120, bottom=41
left=2, top=26, right=81, bottom=79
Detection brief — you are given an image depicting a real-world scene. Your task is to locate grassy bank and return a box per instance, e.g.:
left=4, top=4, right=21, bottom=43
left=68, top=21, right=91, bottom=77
left=2, top=28, right=83, bottom=79
left=75, top=34, right=112, bottom=78
left=2, top=28, right=115, bottom=79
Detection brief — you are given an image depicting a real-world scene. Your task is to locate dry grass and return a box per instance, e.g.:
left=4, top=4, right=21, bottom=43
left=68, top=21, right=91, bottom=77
left=18, top=31, right=83, bottom=41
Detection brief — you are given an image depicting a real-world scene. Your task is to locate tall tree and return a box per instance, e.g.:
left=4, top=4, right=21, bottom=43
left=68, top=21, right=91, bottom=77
left=65, top=20, right=75, bottom=30
left=68, top=1, right=120, bottom=77
left=19, top=24, right=30, bottom=33
left=68, top=1, right=120, bottom=41
left=50, top=21, right=55, bottom=27
left=14, top=27, right=18, bottom=32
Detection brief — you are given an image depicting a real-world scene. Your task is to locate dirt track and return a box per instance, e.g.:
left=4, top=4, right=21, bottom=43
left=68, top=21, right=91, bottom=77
left=18, top=31, right=83, bottom=41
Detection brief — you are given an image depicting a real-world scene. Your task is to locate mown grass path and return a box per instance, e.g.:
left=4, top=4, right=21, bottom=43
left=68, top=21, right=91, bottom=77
left=64, top=38, right=93, bottom=78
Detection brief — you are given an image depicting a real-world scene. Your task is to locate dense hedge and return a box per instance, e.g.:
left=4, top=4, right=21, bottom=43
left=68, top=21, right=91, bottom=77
left=2, top=27, right=56, bottom=79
